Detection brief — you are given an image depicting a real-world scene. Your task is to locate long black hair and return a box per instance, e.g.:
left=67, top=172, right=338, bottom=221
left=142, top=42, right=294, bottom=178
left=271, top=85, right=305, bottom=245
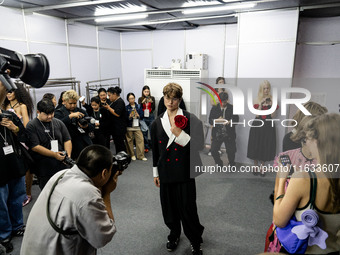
left=3, top=83, right=34, bottom=118
left=141, top=85, right=151, bottom=99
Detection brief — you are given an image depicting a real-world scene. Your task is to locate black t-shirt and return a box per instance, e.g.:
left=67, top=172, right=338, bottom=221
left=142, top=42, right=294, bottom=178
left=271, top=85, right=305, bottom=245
left=26, top=118, right=71, bottom=151
left=109, top=97, right=127, bottom=133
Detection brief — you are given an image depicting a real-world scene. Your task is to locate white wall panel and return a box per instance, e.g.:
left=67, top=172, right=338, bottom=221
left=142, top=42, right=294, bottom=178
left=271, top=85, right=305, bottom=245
left=121, top=50, right=152, bottom=101
left=239, top=9, right=299, bottom=43
left=153, top=30, right=185, bottom=69
left=186, top=25, right=225, bottom=78
left=238, top=42, right=296, bottom=78
left=298, top=16, right=340, bottom=42
left=294, top=44, right=340, bottom=78
left=98, top=30, right=120, bottom=49
left=29, top=42, right=70, bottom=79
left=99, top=49, right=122, bottom=80
left=69, top=46, right=99, bottom=93
left=0, top=7, right=26, bottom=40
left=67, top=23, right=97, bottom=47
left=0, top=40, right=28, bottom=54
left=121, top=31, right=152, bottom=50
left=224, top=46, right=238, bottom=78
left=26, top=13, right=67, bottom=44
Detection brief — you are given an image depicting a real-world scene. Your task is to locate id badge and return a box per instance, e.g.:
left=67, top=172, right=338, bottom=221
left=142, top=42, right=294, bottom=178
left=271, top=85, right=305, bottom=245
left=133, top=118, right=139, bottom=127
left=3, top=145, right=14, bottom=155
left=51, top=140, right=59, bottom=152
left=144, top=109, right=150, bottom=118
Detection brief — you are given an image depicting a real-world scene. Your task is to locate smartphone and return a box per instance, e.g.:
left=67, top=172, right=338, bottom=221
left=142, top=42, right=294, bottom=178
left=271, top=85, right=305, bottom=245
left=279, top=155, right=292, bottom=166
left=79, top=96, right=85, bottom=102
left=280, top=155, right=294, bottom=175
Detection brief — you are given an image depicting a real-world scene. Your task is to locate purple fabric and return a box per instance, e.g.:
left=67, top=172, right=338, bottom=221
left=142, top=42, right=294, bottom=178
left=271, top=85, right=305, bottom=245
left=292, top=209, right=328, bottom=249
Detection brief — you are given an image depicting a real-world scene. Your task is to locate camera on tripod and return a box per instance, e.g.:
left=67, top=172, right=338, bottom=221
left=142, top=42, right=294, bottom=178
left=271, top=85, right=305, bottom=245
left=0, top=112, right=13, bottom=121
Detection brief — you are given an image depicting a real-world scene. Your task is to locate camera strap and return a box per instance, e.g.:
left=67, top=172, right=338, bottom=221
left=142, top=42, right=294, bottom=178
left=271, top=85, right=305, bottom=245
left=46, top=171, right=78, bottom=236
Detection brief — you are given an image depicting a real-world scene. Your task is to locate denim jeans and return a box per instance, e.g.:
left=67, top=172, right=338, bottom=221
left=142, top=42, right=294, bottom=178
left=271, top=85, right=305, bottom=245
left=0, top=176, right=25, bottom=240
left=142, top=114, right=155, bottom=150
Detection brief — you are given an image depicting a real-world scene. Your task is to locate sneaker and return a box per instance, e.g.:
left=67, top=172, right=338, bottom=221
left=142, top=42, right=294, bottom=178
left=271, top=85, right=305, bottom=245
left=218, top=150, right=222, bottom=155
left=191, top=243, right=203, bottom=255
left=131, top=156, right=136, bottom=161
left=166, top=238, right=179, bottom=252
left=0, top=238, right=13, bottom=253
left=207, top=151, right=212, bottom=156
left=141, top=157, right=147, bottom=161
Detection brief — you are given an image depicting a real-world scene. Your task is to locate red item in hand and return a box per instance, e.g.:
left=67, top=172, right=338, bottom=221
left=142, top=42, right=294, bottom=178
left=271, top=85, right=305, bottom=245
left=174, top=115, right=188, bottom=129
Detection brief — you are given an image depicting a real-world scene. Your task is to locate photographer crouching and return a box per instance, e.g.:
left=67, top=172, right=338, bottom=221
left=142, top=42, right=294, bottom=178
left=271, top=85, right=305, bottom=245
left=21, top=145, right=130, bottom=255
left=0, top=108, right=27, bottom=253
left=55, top=90, right=94, bottom=159
left=26, top=99, right=72, bottom=189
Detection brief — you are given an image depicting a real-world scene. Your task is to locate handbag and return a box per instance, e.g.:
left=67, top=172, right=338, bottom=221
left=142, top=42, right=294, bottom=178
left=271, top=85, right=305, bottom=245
left=274, top=172, right=327, bottom=254
left=140, top=120, right=148, bottom=132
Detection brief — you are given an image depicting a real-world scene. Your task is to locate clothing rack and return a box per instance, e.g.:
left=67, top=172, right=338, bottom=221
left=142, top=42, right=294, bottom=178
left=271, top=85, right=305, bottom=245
left=85, top=78, right=120, bottom=102
left=16, top=78, right=81, bottom=117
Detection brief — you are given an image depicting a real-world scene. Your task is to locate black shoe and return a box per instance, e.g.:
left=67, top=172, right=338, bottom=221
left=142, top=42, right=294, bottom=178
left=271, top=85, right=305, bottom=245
left=191, top=243, right=203, bottom=255
left=166, top=238, right=179, bottom=252
left=0, top=237, right=13, bottom=253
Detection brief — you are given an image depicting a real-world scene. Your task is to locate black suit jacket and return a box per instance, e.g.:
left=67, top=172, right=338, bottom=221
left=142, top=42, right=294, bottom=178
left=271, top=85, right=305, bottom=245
left=209, top=103, right=239, bottom=139
left=151, top=110, right=204, bottom=183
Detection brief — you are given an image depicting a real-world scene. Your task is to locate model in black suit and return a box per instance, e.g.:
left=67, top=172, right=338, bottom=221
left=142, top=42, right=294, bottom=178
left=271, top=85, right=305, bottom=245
left=209, top=92, right=239, bottom=167
left=151, top=83, right=204, bottom=255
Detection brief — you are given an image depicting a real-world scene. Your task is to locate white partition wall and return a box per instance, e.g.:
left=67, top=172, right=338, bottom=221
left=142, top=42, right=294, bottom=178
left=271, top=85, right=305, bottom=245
left=236, top=9, right=299, bottom=164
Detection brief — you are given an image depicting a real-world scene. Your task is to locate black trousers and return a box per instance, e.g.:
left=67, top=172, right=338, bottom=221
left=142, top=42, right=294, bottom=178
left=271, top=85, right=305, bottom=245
left=211, top=135, right=236, bottom=166
left=111, top=132, right=127, bottom=154
left=160, top=180, right=204, bottom=245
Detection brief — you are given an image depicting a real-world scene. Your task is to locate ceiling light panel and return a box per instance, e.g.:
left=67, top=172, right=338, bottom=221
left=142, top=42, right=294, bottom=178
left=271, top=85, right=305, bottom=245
left=182, top=2, right=257, bottom=14
left=182, top=0, right=221, bottom=8
left=95, top=3, right=147, bottom=16
left=95, top=13, right=148, bottom=22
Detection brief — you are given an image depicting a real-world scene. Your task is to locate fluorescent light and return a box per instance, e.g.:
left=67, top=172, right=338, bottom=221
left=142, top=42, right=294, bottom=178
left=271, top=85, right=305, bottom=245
left=182, top=0, right=220, bottom=8
left=95, top=14, right=148, bottom=23
left=182, top=2, right=256, bottom=14
left=95, top=4, right=147, bottom=16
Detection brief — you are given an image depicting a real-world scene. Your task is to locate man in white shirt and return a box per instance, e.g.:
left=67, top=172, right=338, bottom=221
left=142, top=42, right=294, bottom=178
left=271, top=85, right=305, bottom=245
left=21, top=145, right=119, bottom=255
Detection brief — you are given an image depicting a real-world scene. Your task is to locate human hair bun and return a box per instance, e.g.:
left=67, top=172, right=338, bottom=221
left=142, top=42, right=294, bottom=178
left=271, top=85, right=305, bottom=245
left=115, top=86, right=122, bottom=94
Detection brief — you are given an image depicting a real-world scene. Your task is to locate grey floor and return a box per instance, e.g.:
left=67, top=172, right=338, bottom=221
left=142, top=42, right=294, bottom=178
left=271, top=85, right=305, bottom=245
left=11, top=150, right=275, bottom=255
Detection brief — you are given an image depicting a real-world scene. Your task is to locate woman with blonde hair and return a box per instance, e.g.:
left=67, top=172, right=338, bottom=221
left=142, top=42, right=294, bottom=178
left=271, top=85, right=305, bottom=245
left=247, top=80, right=278, bottom=175
left=273, top=113, right=340, bottom=254
left=283, top=101, right=328, bottom=151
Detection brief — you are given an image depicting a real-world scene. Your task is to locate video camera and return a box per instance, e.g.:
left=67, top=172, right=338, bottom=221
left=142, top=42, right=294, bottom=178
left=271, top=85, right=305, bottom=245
left=0, top=112, right=13, bottom=121
left=0, top=47, right=50, bottom=91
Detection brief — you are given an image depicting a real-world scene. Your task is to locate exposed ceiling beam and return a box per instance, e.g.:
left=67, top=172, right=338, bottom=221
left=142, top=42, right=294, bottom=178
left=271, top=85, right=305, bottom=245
left=24, top=0, right=123, bottom=13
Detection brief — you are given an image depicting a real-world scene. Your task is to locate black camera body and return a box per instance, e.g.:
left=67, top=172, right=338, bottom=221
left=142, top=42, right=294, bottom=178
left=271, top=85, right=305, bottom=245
left=0, top=112, right=13, bottom=121
left=61, top=151, right=76, bottom=168
left=71, top=115, right=93, bottom=127
left=112, top=151, right=131, bottom=176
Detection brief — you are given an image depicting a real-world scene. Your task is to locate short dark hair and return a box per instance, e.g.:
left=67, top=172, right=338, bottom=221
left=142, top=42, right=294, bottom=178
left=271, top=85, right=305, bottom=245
left=107, top=86, right=122, bottom=95
left=37, top=99, right=55, bottom=114
left=76, top=145, right=113, bottom=177
left=42, top=93, right=55, bottom=101
left=219, top=92, right=229, bottom=102
left=127, top=92, right=135, bottom=101
left=90, top=96, right=100, bottom=104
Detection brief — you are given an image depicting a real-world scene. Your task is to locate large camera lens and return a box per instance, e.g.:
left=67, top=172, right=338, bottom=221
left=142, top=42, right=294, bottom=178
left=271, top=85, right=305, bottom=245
left=20, top=54, right=50, bottom=88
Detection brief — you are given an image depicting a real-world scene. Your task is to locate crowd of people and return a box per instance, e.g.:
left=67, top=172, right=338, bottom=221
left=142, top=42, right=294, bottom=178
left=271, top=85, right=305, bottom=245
left=0, top=78, right=339, bottom=255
